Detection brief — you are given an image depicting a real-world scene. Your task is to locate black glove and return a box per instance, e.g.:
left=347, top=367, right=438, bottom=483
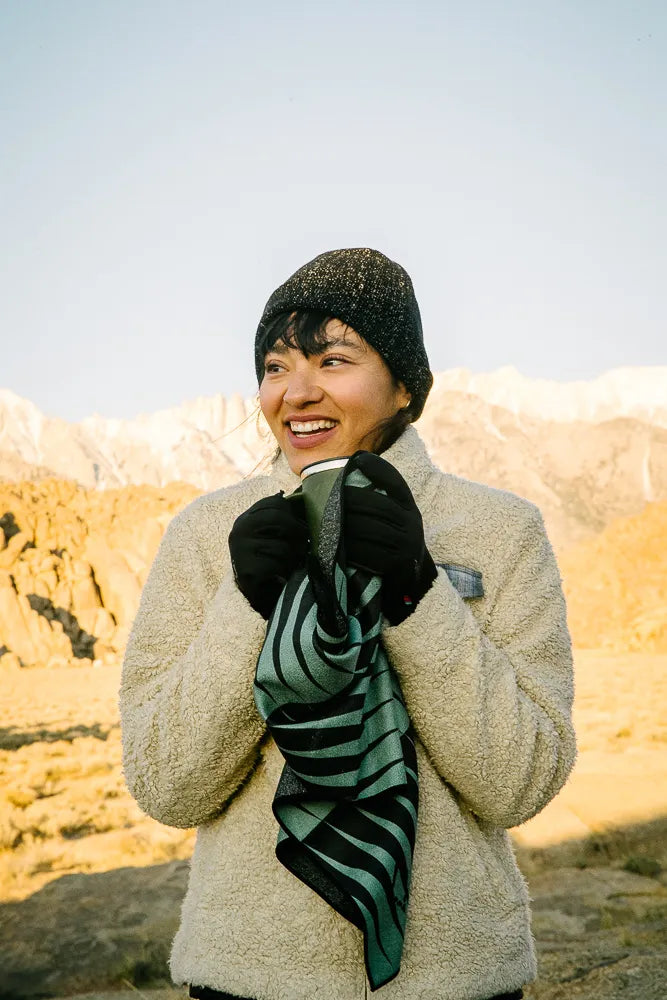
left=228, top=492, right=309, bottom=619
left=343, top=452, right=437, bottom=625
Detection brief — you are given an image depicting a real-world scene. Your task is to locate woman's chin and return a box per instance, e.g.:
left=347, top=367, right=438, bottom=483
left=280, top=426, right=380, bottom=474
left=286, top=447, right=340, bottom=477
left=283, top=426, right=342, bottom=473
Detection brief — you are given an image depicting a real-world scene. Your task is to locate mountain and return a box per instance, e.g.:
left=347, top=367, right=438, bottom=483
left=560, top=499, right=667, bottom=653
left=418, top=393, right=667, bottom=550
left=0, top=389, right=261, bottom=491
left=430, top=366, right=667, bottom=427
left=1, top=366, right=666, bottom=550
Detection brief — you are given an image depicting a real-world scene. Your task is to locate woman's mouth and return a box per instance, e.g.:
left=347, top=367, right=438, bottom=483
left=285, top=419, right=338, bottom=449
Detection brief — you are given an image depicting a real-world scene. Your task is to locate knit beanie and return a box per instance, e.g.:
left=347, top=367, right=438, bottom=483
left=255, top=248, right=433, bottom=420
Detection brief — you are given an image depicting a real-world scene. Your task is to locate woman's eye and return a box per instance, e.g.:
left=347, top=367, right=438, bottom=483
left=322, top=355, right=347, bottom=367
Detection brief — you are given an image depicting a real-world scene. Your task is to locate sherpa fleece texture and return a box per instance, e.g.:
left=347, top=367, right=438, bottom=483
left=120, top=426, right=576, bottom=1000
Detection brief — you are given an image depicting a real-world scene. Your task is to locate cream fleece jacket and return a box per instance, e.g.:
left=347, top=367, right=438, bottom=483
left=120, top=426, right=576, bottom=1000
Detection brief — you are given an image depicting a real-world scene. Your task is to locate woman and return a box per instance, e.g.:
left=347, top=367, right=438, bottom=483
left=120, top=248, right=576, bottom=1000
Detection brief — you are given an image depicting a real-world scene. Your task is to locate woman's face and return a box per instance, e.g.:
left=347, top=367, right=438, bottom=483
left=259, top=319, right=411, bottom=475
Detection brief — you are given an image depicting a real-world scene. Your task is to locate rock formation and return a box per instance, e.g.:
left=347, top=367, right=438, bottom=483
left=0, top=480, right=198, bottom=669
left=0, top=476, right=665, bottom=669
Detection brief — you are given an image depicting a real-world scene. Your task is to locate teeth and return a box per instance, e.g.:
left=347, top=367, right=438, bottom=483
left=290, top=420, right=336, bottom=432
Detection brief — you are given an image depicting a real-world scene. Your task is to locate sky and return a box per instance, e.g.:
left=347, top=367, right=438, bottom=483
left=2, top=1, right=665, bottom=423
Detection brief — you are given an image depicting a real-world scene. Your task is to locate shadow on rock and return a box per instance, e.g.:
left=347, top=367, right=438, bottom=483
left=26, top=595, right=98, bottom=660
left=0, top=861, right=188, bottom=1000
left=0, top=817, right=666, bottom=1000
left=0, top=723, right=118, bottom=751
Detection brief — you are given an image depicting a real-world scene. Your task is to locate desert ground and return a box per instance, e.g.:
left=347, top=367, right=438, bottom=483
left=1, top=651, right=665, bottom=1000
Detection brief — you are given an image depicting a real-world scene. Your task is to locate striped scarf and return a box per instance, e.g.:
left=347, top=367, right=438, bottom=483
left=254, top=455, right=419, bottom=992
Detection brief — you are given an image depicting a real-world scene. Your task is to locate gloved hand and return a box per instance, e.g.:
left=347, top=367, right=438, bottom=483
left=228, top=492, right=309, bottom=619
left=343, top=452, right=437, bottom=625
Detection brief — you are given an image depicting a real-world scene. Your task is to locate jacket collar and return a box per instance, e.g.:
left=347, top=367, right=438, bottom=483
left=268, top=425, right=437, bottom=503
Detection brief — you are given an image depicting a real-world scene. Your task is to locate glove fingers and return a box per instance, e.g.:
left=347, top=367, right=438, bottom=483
left=243, top=544, right=307, bottom=569
left=351, top=452, right=415, bottom=509
left=247, top=493, right=305, bottom=520
left=229, top=492, right=308, bottom=620
left=345, top=530, right=403, bottom=560
left=345, top=535, right=403, bottom=574
left=343, top=486, right=406, bottom=530
left=248, top=520, right=306, bottom=540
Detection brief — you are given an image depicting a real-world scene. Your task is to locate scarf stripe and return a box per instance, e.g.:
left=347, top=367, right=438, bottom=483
left=254, top=460, right=418, bottom=991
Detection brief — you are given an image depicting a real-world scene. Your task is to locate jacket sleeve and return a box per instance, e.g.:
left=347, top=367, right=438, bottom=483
left=381, top=503, right=576, bottom=829
left=119, top=500, right=268, bottom=829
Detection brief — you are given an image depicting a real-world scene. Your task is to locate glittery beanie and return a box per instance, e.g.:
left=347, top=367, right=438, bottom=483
left=255, top=247, right=433, bottom=420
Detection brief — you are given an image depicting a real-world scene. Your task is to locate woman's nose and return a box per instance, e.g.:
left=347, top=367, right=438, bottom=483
left=283, top=368, right=324, bottom=406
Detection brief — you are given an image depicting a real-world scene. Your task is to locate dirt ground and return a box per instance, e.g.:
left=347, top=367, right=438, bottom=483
left=1, top=651, right=665, bottom=1000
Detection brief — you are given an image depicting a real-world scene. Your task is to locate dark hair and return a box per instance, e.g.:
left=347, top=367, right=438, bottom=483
left=259, top=309, right=414, bottom=460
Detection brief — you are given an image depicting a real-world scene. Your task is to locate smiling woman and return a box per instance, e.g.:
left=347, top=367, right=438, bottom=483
left=258, top=316, right=411, bottom=474
left=120, top=248, right=575, bottom=1000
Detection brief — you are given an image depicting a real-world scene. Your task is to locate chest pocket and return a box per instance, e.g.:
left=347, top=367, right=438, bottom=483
left=437, top=562, right=484, bottom=599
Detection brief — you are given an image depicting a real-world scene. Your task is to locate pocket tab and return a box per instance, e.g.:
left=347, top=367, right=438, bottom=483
left=437, top=563, right=484, bottom=598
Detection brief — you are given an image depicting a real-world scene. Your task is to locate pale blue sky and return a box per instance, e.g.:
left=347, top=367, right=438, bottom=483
left=2, top=1, right=665, bottom=421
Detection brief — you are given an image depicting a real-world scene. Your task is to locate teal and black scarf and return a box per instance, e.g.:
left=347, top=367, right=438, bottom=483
left=254, top=455, right=419, bottom=991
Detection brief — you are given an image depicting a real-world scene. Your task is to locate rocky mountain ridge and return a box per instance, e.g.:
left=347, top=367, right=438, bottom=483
left=0, top=388, right=260, bottom=490
left=431, top=366, right=667, bottom=426
left=2, top=365, right=666, bottom=489
left=2, top=368, right=667, bottom=554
